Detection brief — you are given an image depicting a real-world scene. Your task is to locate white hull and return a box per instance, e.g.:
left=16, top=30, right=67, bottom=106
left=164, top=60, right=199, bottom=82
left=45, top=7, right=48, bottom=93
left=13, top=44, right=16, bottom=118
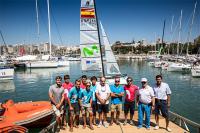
left=68, top=57, right=80, bottom=61
left=26, top=61, right=58, bottom=68
left=167, top=63, right=191, bottom=72
left=0, top=68, right=14, bottom=80
left=57, top=60, right=69, bottom=67
left=148, top=62, right=155, bottom=67
left=191, top=68, right=200, bottom=77
left=154, top=61, right=162, bottom=68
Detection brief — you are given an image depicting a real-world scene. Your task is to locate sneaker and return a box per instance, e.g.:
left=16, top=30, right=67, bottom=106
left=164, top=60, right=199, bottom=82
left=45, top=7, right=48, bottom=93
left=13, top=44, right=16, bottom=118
left=97, top=122, right=102, bottom=128
left=154, top=125, right=159, bottom=130
left=116, top=120, right=120, bottom=125
left=103, top=122, right=108, bottom=128
left=123, top=120, right=127, bottom=126
left=166, top=127, right=172, bottom=132
left=129, top=120, right=135, bottom=126
left=137, top=126, right=142, bottom=129
left=146, top=127, right=150, bottom=130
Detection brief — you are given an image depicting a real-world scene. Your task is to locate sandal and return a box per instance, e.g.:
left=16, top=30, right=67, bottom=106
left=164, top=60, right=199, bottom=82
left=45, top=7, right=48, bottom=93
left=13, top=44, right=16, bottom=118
left=82, top=125, right=86, bottom=129
left=74, top=125, right=79, bottom=128
left=109, top=122, right=113, bottom=126
left=60, top=127, right=65, bottom=130
left=69, top=128, right=73, bottom=132
left=90, top=125, right=94, bottom=130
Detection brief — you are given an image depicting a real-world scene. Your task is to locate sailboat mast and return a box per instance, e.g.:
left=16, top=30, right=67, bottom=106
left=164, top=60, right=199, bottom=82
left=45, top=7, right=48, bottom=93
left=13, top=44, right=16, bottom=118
left=169, top=15, right=174, bottom=54
left=36, top=0, right=40, bottom=37
left=93, top=0, right=105, bottom=76
left=161, top=20, right=166, bottom=55
left=186, top=1, right=197, bottom=55
left=177, top=10, right=183, bottom=55
left=47, top=0, right=52, bottom=56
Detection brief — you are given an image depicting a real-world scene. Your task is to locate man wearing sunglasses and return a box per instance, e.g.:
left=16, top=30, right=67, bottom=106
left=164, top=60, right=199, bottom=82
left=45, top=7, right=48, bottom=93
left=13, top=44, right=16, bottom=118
left=95, top=77, right=111, bottom=128
left=137, top=78, right=155, bottom=130
left=123, top=77, right=139, bottom=126
left=110, top=76, right=124, bottom=126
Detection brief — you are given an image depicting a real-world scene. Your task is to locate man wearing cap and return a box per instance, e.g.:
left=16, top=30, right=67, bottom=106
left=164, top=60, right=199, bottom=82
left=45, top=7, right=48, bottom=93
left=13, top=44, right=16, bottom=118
left=96, top=76, right=111, bottom=128
left=137, top=78, right=155, bottom=130
left=123, top=77, right=139, bottom=126
left=79, top=80, right=94, bottom=130
left=153, top=75, right=172, bottom=132
left=109, top=76, right=124, bottom=126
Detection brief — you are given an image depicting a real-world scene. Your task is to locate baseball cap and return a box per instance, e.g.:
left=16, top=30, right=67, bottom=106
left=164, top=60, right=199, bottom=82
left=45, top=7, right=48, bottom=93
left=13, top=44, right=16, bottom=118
left=141, top=78, right=148, bottom=82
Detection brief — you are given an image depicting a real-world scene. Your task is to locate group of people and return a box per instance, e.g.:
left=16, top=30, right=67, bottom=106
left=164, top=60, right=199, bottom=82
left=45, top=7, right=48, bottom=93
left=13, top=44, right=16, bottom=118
left=49, top=74, right=172, bottom=132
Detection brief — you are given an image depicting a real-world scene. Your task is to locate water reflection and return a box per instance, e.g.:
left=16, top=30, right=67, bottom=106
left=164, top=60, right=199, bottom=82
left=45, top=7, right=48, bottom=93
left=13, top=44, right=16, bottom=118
left=0, top=80, right=15, bottom=93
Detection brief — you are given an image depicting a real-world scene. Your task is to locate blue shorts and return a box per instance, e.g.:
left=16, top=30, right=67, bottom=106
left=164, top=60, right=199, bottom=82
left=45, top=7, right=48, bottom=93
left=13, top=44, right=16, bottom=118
left=154, top=99, right=169, bottom=118
left=92, top=101, right=97, bottom=115
left=97, top=104, right=109, bottom=113
left=124, top=101, right=135, bottom=115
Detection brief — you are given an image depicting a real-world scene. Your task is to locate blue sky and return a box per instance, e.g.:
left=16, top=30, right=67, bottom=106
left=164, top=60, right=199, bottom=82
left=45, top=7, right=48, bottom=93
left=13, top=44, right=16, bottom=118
left=0, top=0, right=199, bottom=45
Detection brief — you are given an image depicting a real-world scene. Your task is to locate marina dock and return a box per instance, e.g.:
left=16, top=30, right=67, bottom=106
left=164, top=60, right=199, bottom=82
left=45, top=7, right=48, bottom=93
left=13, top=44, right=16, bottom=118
left=58, top=111, right=188, bottom=133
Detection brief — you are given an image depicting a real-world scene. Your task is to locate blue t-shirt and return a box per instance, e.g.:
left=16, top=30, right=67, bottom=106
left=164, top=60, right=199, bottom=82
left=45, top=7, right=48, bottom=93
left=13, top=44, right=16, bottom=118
left=110, top=84, right=124, bottom=104
left=90, top=84, right=97, bottom=101
left=68, top=87, right=83, bottom=104
left=80, top=88, right=93, bottom=105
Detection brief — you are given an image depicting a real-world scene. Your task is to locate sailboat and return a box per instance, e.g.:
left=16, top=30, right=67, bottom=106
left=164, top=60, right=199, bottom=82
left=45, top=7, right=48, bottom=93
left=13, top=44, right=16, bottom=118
left=26, top=0, right=69, bottom=69
left=80, top=0, right=127, bottom=84
left=99, top=22, right=127, bottom=84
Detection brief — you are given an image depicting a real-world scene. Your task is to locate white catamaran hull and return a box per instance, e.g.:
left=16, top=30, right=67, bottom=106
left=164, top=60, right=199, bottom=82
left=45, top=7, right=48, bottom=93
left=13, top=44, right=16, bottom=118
left=0, top=68, right=14, bottom=80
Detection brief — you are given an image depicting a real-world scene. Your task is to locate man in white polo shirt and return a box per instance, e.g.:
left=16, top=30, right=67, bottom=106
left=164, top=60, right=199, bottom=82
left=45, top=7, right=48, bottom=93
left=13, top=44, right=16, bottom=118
left=153, top=75, right=172, bottom=132
left=137, top=78, right=155, bottom=130
left=95, top=76, right=111, bottom=128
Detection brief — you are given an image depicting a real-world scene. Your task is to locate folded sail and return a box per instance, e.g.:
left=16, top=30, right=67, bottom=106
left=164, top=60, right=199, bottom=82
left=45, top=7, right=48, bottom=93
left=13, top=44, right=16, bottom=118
left=80, top=0, right=102, bottom=71
left=100, top=22, right=121, bottom=75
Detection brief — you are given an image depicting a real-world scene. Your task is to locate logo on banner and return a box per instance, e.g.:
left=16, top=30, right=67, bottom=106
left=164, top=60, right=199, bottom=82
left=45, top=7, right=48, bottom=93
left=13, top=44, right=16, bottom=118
left=81, top=8, right=95, bottom=18
left=81, top=0, right=94, bottom=8
left=82, top=44, right=99, bottom=57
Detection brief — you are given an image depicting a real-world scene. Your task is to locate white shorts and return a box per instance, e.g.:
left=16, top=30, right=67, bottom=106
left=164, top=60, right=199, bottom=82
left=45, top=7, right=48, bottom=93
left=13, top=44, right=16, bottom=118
left=52, top=105, right=64, bottom=117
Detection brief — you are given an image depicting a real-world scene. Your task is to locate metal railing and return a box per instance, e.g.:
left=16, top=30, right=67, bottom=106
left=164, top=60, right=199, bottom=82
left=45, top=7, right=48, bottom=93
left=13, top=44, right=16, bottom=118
left=169, top=111, right=200, bottom=133
left=39, top=121, right=57, bottom=133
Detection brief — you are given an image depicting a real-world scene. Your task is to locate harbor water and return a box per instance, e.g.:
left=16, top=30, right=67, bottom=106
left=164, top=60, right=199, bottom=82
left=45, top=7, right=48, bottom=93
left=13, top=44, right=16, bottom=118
left=0, top=60, right=200, bottom=128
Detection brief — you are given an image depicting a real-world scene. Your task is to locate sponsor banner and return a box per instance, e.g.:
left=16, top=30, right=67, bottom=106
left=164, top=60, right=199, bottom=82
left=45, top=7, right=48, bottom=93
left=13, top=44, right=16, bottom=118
left=81, top=0, right=94, bottom=8
left=81, top=58, right=102, bottom=71
left=80, top=44, right=100, bottom=57
left=80, top=31, right=99, bottom=44
left=80, top=18, right=97, bottom=30
left=81, top=8, right=95, bottom=18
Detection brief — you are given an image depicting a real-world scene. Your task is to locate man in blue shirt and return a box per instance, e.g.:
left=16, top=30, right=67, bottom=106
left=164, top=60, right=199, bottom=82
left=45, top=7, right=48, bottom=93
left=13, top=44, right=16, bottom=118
left=110, top=76, right=124, bottom=126
left=68, top=79, right=83, bottom=132
left=79, top=79, right=94, bottom=130
left=90, top=76, right=97, bottom=125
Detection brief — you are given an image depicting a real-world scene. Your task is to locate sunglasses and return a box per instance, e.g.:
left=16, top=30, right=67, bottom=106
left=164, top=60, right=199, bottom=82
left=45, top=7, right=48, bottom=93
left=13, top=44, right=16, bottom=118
left=127, top=80, right=132, bottom=82
left=115, top=80, right=120, bottom=82
left=141, top=82, right=146, bottom=84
